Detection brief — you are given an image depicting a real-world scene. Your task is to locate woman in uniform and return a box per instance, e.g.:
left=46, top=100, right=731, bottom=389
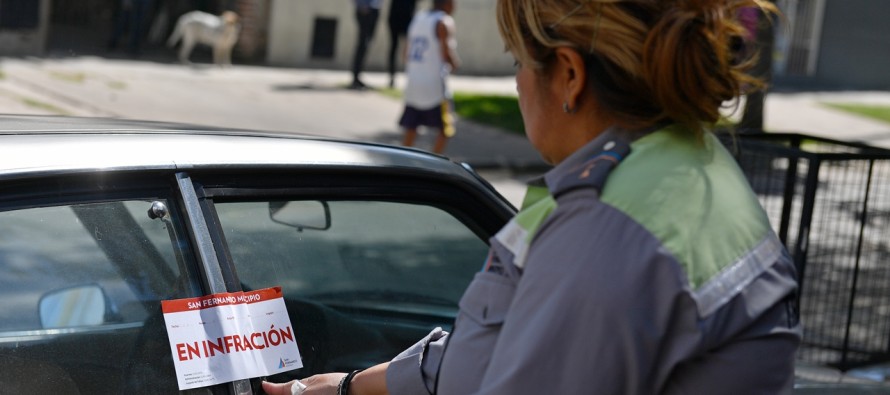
left=265, top=0, right=799, bottom=393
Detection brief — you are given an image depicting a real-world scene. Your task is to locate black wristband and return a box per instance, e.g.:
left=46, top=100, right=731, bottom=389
left=338, top=369, right=364, bottom=395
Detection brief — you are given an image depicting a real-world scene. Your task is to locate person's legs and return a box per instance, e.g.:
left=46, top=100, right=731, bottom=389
left=403, top=128, right=418, bottom=147
left=399, top=105, right=420, bottom=147
left=108, top=0, right=130, bottom=50
left=351, top=10, right=368, bottom=86
left=432, top=131, right=448, bottom=154
left=351, top=8, right=380, bottom=88
left=399, top=103, right=451, bottom=152
left=388, top=27, right=400, bottom=88
left=128, top=0, right=151, bottom=55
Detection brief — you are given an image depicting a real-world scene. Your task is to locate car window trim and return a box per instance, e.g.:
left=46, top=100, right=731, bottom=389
left=197, top=173, right=512, bottom=235
left=175, top=172, right=227, bottom=292
left=176, top=172, right=256, bottom=395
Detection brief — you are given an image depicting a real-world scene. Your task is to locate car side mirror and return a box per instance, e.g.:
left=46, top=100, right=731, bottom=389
left=269, top=201, right=331, bottom=231
left=39, top=284, right=108, bottom=329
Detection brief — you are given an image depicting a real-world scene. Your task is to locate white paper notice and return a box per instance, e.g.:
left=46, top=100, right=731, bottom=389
left=161, top=286, right=303, bottom=390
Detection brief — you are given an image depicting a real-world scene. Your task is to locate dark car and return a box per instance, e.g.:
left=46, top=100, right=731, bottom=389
left=0, top=115, right=513, bottom=394
left=2, top=116, right=889, bottom=394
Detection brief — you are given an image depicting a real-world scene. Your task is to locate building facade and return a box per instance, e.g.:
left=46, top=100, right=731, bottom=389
left=774, top=0, right=890, bottom=90
left=6, top=0, right=890, bottom=89
left=265, top=0, right=514, bottom=75
left=0, top=0, right=51, bottom=56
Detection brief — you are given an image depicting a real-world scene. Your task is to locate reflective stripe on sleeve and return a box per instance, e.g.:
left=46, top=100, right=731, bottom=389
left=693, top=233, right=787, bottom=317
left=494, top=219, right=530, bottom=269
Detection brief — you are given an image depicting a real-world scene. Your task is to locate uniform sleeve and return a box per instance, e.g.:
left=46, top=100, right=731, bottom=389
left=472, top=197, right=702, bottom=394
left=386, top=327, right=449, bottom=395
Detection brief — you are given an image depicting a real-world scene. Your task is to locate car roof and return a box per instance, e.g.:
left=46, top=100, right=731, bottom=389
left=0, top=115, right=469, bottom=180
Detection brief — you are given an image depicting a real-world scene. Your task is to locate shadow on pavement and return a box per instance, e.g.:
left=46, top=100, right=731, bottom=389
left=271, top=84, right=349, bottom=93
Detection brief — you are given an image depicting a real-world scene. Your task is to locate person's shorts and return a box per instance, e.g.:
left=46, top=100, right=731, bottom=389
left=399, top=101, right=456, bottom=138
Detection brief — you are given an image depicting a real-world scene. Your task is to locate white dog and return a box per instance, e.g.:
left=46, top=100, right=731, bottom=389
left=167, top=10, right=240, bottom=66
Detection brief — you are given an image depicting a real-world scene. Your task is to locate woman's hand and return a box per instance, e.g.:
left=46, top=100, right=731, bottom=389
left=263, top=363, right=389, bottom=395
left=262, top=373, right=346, bottom=395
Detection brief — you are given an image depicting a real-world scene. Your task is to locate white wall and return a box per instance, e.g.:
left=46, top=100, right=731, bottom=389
left=453, top=0, right=513, bottom=75
left=267, top=0, right=513, bottom=75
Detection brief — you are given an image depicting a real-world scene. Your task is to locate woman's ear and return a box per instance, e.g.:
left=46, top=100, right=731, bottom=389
left=552, top=47, right=587, bottom=112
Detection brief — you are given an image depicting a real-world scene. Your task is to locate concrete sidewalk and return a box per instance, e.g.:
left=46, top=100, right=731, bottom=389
left=762, top=91, right=890, bottom=147
left=2, top=55, right=890, bottom=168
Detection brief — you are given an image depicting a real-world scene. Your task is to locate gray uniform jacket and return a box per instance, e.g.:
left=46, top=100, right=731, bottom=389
left=386, top=126, right=801, bottom=394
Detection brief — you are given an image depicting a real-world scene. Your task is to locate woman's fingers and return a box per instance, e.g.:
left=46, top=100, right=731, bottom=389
left=263, top=373, right=347, bottom=395
left=261, top=380, right=295, bottom=395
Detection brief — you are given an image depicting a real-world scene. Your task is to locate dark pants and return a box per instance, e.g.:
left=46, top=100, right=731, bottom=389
left=388, top=27, right=406, bottom=84
left=387, top=0, right=417, bottom=83
left=109, top=0, right=156, bottom=54
left=352, top=7, right=380, bottom=83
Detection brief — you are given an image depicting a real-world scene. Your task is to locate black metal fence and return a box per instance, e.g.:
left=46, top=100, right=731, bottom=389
left=722, top=132, right=890, bottom=371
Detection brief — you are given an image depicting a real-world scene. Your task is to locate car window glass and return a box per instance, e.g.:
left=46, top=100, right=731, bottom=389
left=0, top=199, right=198, bottom=394
left=215, top=200, right=489, bottom=375
left=123, top=200, right=183, bottom=275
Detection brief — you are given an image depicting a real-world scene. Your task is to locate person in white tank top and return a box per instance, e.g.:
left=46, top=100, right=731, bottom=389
left=398, top=0, right=460, bottom=154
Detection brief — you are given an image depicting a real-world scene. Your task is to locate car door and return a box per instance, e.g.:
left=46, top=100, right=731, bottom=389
left=0, top=165, right=512, bottom=394
left=192, top=168, right=514, bottom=390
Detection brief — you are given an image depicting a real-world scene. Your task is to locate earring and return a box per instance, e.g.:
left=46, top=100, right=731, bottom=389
left=563, top=102, right=575, bottom=114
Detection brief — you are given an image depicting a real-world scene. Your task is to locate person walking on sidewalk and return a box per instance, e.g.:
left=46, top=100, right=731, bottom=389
left=398, top=0, right=460, bottom=154
left=387, top=0, right=419, bottom=88
left=350, top=0, right=381, bottom=90
left=264, top=0, right=800, bottom=393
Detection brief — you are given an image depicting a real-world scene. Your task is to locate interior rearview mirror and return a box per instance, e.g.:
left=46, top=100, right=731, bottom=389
left=269, top=200, right=331, bottom=231
left=39, top=284, right=107, bottom=329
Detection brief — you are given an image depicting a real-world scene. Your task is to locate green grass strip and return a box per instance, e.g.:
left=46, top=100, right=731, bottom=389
left=823, top=102, right=890, bottom=124
left=452, top=92, right=525, bottom=136
left=378, top=89, right=525, bottom=135
left=21, top=98, right=68, bottom=115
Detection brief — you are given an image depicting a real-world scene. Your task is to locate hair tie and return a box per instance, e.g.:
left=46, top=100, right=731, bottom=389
left=549, top=2, right=585, bottom=29
left=589, top=3, right=603, bottom=53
